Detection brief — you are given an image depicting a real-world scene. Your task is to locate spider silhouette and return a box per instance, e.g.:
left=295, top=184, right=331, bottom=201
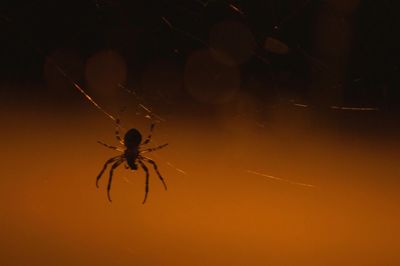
left=96, top=119, right=168, bottom=203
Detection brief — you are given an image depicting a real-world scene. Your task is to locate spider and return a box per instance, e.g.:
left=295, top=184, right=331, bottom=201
left=96, top=119, right=168, bottom=204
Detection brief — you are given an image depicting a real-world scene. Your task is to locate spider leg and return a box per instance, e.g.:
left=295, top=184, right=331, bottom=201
left=140, top=156, right=167, bottom=190
left=97, top=141, right=123, bottom=151
left=138, top=160, right=150, bottom=204
left=115, top=118, right=124, bottom=145
left=107, top=158, right=124, bottom=202
left=96, top=156, right=121, bottom=188
left=140, top=143, right=168, bottom=153
left=142, top=123, right=155, bottom=145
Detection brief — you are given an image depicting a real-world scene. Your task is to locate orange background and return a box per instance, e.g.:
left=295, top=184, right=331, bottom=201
left=1, top=101, right=399, bottom=265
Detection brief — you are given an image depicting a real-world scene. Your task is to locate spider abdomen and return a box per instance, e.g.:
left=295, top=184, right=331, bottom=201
left=125, top=149, right=139, bottom=170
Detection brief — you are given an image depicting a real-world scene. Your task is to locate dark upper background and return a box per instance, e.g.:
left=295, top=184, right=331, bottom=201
left=1, top=0, right=400, bottom=113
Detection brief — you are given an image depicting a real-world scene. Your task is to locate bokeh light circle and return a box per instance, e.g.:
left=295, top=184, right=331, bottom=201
left=85, top=50, right=127, bottom=98
left=184, top=49, right=241, bottom=104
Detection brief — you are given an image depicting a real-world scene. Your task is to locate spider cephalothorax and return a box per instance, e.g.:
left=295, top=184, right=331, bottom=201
left=96, top=120, right=168, bottom=203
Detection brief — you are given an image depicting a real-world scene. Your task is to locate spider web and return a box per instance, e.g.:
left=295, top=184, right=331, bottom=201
left=6, top=0, right=386, bottom=190
left=51, top=60, right=188, bottom=177
left=1, top=7, right=186, bottom=178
